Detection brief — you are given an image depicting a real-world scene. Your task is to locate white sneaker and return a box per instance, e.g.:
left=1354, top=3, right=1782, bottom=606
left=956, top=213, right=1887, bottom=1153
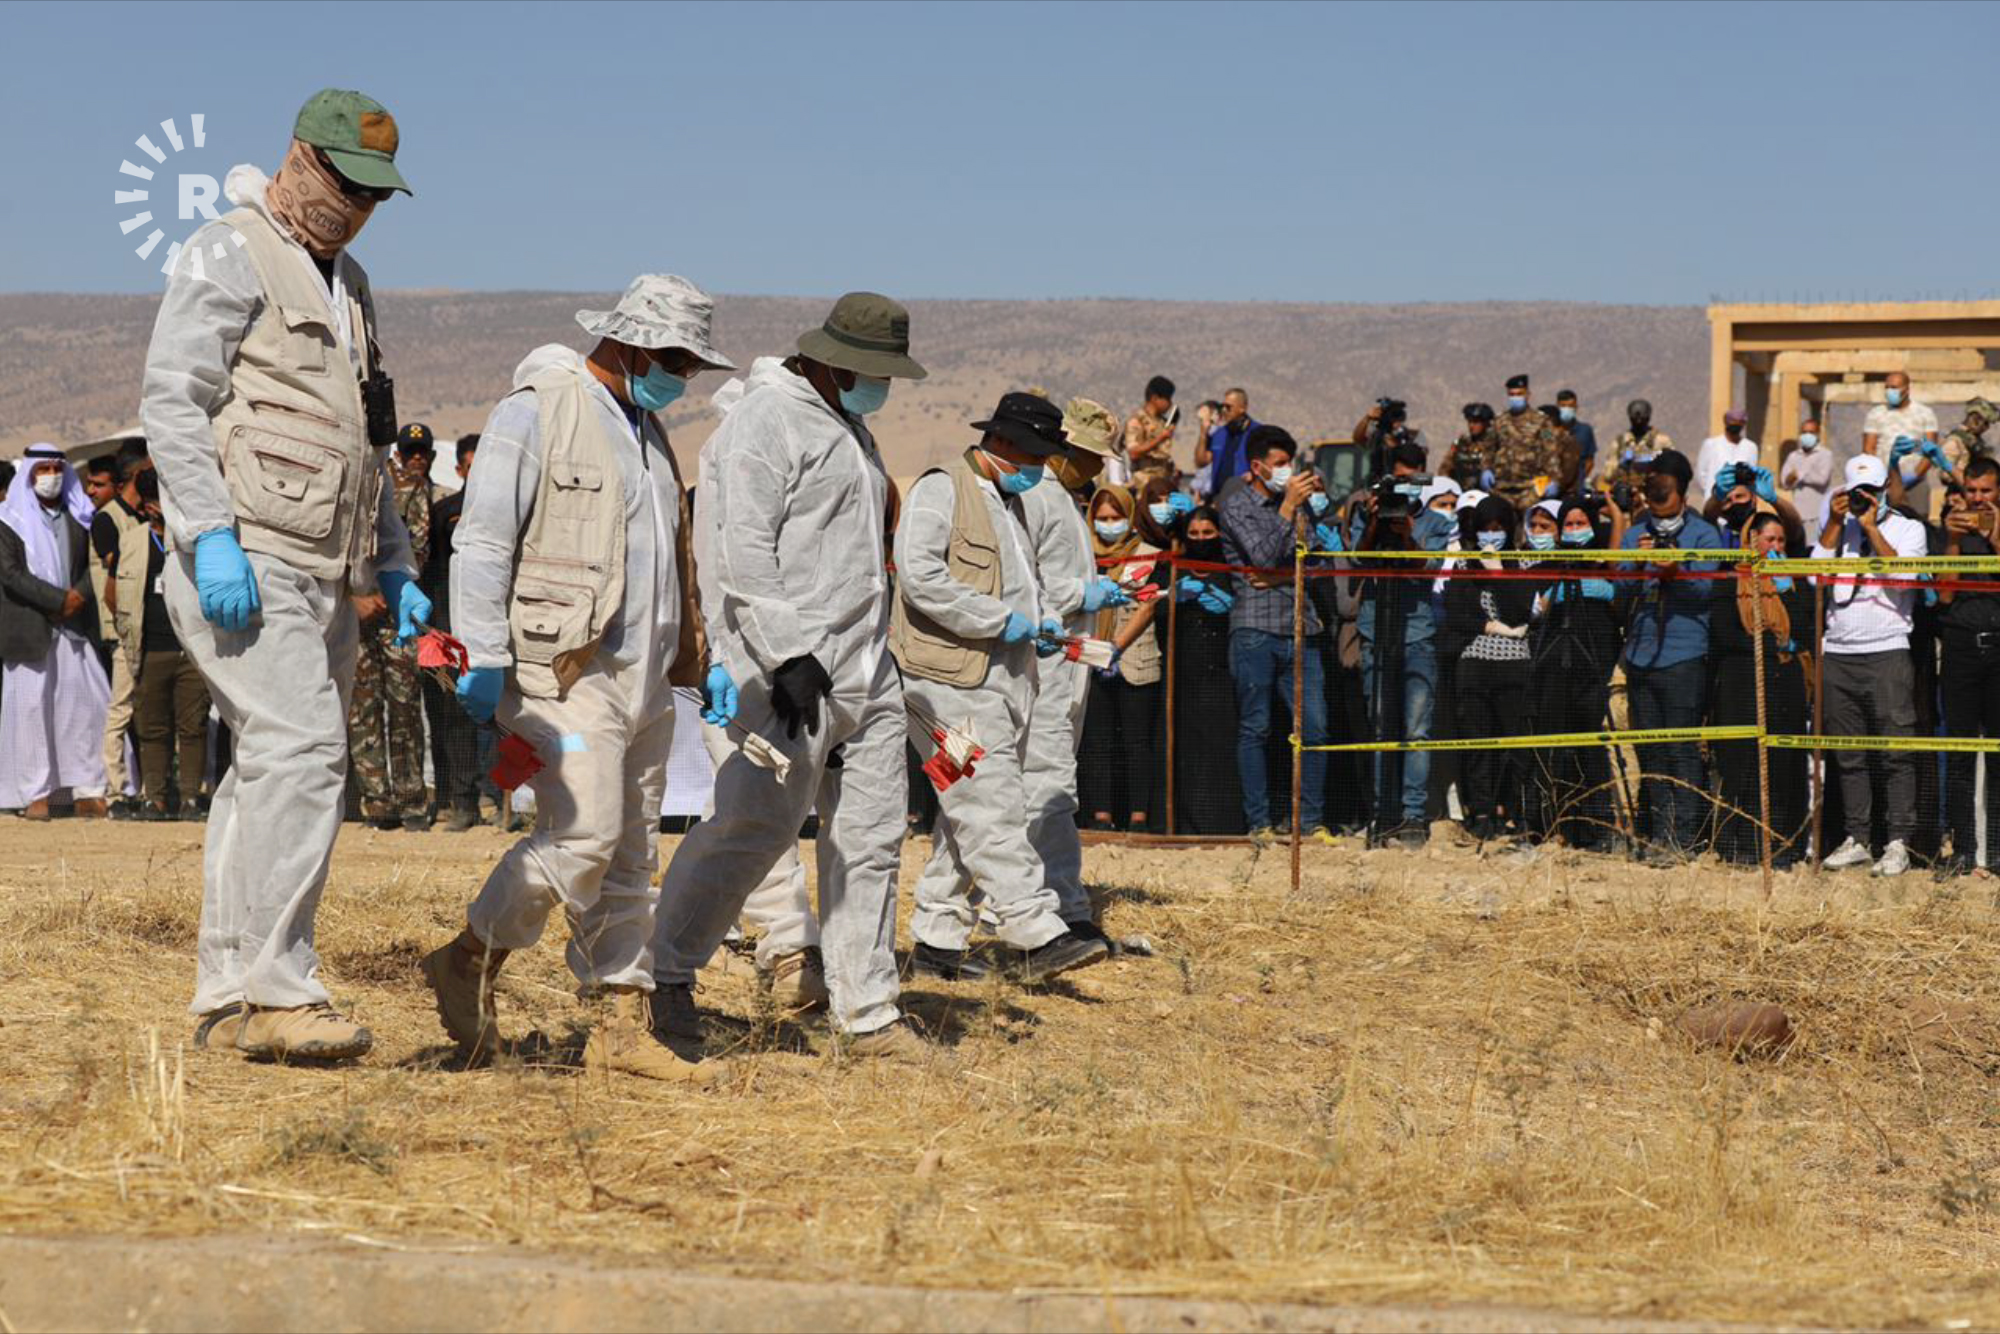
left=1823, top=837, right=1872, bottom=870
left=1871, top=840, right=1910, bottom=878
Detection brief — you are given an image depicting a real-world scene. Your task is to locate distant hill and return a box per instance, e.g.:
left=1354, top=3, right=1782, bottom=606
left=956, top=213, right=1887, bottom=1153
left=0, top=292, right=1713, bottom=477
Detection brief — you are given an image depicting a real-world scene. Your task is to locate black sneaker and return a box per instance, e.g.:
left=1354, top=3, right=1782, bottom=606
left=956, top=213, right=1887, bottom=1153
left=1063, top=918, right=1109, bottom=946
left=402, top=813, right=431, bottom=833
left=1394, top=824, right=1429, bottom=850
left=909, top=941, right=991, bottom=982
left=1934, top=851, right=1976, bottom=882
left=108, top=798, right=138, bottom=821
left=1004, top=930, right=1109, bottom=985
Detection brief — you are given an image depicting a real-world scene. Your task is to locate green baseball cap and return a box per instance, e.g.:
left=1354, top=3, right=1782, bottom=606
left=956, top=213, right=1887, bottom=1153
left=293, top=89, right=411, bottom=195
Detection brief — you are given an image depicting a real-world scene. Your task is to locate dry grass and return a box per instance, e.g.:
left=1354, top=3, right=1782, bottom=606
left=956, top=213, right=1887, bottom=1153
left=2, top=819, right=1999, bottom=1328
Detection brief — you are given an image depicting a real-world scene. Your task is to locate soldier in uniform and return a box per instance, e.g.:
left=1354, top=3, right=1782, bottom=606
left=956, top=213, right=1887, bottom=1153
left=348, top=422, right=434, bottom=831
left=1124, top=375, right=1179, bottom=490
left=1601, top=398, right=1675, bottom=502
left=1942, top=397, right=1997, bottom=478
left=1489, top=373, right=1564, bottom=508
left=1439, top=403, right=1496, bottom=491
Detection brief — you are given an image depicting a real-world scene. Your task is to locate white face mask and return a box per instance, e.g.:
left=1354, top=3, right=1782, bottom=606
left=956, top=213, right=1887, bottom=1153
left=1265, top=465, right=1294, bottom=490
left=1798, top=432, right=1819, bottom=451
left=32, top=472, right=63, bottom=501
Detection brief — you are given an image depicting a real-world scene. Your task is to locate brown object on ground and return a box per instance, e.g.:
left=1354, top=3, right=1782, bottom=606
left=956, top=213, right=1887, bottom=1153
left=1677, top=1002, right=1793, bottom=1058
left=73, top=796, right=108, bottom=819
left=419, top=930, right=508, bottom=1061
left=584, top=988, right=714, bottom=1084
left=22, top=797, right=49, bottom=821
left=839, top=1018, right=944, bottom=1065
left=236, top=1003, right=374, bottom=1062
left=761, top=947, right=829, bottom=1013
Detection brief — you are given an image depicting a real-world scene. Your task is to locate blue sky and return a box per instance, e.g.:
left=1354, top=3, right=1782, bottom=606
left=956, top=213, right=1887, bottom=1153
left=6, top=0, right=1996, bottom=302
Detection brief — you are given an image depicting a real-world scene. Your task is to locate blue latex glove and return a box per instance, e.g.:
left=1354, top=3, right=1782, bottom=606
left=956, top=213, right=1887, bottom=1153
left=377, top=569, right=432, bottom=644
left=1032, top=617, right=1065, bottom=658
left=1541, top=480, right=1561, bottom=498
left=1752, top=466, right=1777, bottom=504
left=457, top=666, right=505, bottom=724
left=700, top=663, right=738, bottom=727
left=1197, top=587, right=1235, bottom=615
left=1311, top=522, right=1340, bottom=553
left=1580, top=578, right=1615, bottom=601
left=1093, top=648, right=1124, bottom=680
left=1920, top=438, right=1951, bottom=471
left=1080, top=576, right=1130, bottom=613
left=1175, top=575, right=1209, bottom=601
left=192, top=529, right=261, bottom=632
left=1479, top=469, right=1496, bottom=491
left=1000, top=612, right=1037, bottom=645
left=1890, top=435, right=1920, bottom=462
left=1710, top=471, right=1733, bottom=502
left=1167, top=492, right=1195, bottom=519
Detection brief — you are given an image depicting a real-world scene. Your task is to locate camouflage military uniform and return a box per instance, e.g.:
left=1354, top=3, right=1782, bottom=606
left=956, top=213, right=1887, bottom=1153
left=1124, top=407, right=1177, bottom=488
left=1599, top=429, right=1676, bottom=499
left=1441, top=431, right=1494, bottom=489
left=348, top=458, right=432, bottom=822
left=1941, top=399, right=1996, bottom=477
left=1488, top=408, right=1565, bottom=507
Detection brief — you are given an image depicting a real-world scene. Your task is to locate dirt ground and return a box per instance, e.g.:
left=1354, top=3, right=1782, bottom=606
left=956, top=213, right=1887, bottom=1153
left=1, top=817, right=1998, bottom=1331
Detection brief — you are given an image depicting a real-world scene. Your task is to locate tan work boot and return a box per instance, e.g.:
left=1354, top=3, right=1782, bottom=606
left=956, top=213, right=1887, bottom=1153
left=236, top=1003, right=373, bottom=1062
left=586, top=988, right=714, bottom=1084
left=192, top=1003, right=247, bottom=1056
left=839, top=1018, right=949, bottom=1066
left=419, top=930, right=510, bottom=1062
left=759, top=947, right=829, bottom=1013
left=73, top=797, right=108, bottom=819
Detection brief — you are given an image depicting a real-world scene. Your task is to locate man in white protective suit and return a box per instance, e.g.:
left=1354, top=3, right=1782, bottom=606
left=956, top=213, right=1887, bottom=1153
left=906, top=398, right=1128, bottom=979
left=649, top=293, right=933, bottom=1062
left=894, top=393, right=1113, bottom=985
left=139, top=88, right=420, bottom=1063
left=418, top=274, right=733, bottom=1081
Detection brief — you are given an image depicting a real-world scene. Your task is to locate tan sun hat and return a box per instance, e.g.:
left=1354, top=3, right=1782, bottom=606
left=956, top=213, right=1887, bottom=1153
left=1060, top=398, right=1119, bottom=456
left=576, top=275, right=736, bottom=370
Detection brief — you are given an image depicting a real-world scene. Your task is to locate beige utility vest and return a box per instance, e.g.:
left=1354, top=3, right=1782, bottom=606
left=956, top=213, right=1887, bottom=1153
left=506, top=361, right=629, bottom=701
left=88, top=502, right=145, bottom=649
left=891, top=451, right=1005, bottom=689
left=209, top=206, right=385, bottom=584
left=106, top=505, right=152, bottom=668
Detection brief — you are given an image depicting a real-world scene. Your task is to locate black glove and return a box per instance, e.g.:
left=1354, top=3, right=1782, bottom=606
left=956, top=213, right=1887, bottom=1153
left=770, top=654, right=834, bottom=740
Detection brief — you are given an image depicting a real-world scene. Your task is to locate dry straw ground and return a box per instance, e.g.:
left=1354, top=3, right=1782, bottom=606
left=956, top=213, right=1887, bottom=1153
left=2, top=819, right=1998, bottom=1328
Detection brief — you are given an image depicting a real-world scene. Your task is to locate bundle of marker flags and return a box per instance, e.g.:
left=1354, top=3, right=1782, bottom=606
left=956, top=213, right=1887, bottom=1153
left=413, top=628, right=544, bottom=790
left=908, top=705, right=986, bottom=792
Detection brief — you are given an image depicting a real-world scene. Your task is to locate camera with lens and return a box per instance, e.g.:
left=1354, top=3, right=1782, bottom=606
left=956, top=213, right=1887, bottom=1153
left=1611, top=480, right=1634, bottom=513
left=1374, top=470, right=1431, bottom=520
left=1376, top=397, right=1408, bottom=426
left=1722, top=462, right=1757, bottom=493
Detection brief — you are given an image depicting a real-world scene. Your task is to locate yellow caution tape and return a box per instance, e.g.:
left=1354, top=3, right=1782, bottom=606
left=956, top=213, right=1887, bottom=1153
left=1765, top=556, right=2000, bottom=575
left=1299, top=725, right=1759, bottom=754
left=1764, top=733, right=2000, bottom=753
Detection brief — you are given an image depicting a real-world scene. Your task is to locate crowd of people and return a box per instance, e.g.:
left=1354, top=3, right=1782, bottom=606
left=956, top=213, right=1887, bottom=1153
left=2, top=85, right=1996, bottom=1081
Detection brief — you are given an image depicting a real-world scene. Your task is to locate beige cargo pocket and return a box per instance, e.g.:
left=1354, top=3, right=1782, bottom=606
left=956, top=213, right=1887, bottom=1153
left=276, top=303, right=333, bottom=378
left=228, top=426, right=346, bottom=540
left=509, top=575, right=596, bottom=667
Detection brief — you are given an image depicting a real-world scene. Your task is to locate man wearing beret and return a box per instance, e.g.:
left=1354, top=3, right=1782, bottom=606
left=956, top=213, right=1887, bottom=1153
left=1489, top=372, right=1568, bottom=509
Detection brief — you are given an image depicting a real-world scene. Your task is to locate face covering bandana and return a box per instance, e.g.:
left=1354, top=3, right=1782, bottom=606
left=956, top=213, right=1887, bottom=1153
left=1265, top=465, right=1294, bottom=489
left=987, top=451, right=1043, bottom=495
left=266, top=138, right=377, bottom=260
left=1653, top=511, right=1686, bottom=538
left=1051, top=452, right=1103, bottom=492
left=1507, top=396, right=1528, bottom=413
left=33, top=472, right=63, bottom=501
left=626, top=356, right=686, bottom=412
left=1095, top=519, right=1132, bottom=542
left=840, top=375, right=890, bottom=416
left=1722, top=501, right=1755, bottom=530
left=1798, top=432, right=1820, bottom=451
left=1560, top=529, right=1593, bottom=546
left=1148, top=502, right=1176, bottom=527
left=1308, top=491, right=1331, bottom=516
left=1476, top=531, right=1507, bottom=551
left=1886, top=388, right=1906, bottom=409
left=1527, top=531, right=1556, bottom=551
left=1559, top=407, right=1576, bottom=424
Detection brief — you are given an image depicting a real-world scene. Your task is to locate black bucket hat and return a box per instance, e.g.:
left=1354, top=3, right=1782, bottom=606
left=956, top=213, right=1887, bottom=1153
left=972, top=391, right=1068, bottom=457
left=797, top=292, right=927, bottom=380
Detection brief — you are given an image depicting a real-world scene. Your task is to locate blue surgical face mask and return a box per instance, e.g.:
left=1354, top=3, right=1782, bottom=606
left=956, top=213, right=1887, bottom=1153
left=1507, top=395, right=1528, bottom=413
left=1266, top=464, right=1294, bottom=489
left=1798, top=432, right=1819, bottom=451
left=1308, top=491, right=1331, bottom=516
left=1560, top=528, right=1593, bottom=546
left=1148, top=502, right=1176, bottom=527
left=1095, top=519, right=1131, bottom=542
left=1558, top=407, right=1576, bottom=424
left=1527, top=531, right=1556, bottom=551
left=1886, top=388, right=1906, bottom=409
left=627, top=359, right=686, bottom=413
left=988, top=452, right=1043, bottom=495
left=1476, top=530, right=1507, bottom=551
left=839, top=374, right=890, bottom=417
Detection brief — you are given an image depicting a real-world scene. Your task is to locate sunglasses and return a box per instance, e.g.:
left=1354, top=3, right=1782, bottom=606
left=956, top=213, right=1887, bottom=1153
left=314, top=149, right=397, bottom=203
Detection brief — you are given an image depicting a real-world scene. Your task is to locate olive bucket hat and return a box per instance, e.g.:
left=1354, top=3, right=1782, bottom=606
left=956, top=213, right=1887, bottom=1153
left=1060, top=398, right=1120, bottom=457
left=797, top=292, right=928, bottom=380
left=294, top=89, right=411, bottom=194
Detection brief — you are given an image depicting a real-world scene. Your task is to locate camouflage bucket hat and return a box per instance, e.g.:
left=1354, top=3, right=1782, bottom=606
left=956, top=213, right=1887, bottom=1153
left=1966, top=396, right=1998, bottom=425
left=576, top=275, right=736, bottom=370
left=1061, top=398, right=1119, bottom=456
left=797, top=292, right=927, bottom=380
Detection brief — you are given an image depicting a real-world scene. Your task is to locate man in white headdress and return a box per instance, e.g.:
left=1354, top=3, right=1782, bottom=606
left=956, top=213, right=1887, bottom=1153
left=0, top=445, right=111, bottom=820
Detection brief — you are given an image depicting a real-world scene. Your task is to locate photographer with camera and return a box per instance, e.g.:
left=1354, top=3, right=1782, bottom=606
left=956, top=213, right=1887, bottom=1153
left=1813, top=454, right=1927, bottom=878
left=1701, top=461, right=1805, bottom=551
left=1346, top=440, right=1452, bottom=846
left=1615, top=451, right=1722, bottom=865
left=1936, top=456, right=2000, bottom=877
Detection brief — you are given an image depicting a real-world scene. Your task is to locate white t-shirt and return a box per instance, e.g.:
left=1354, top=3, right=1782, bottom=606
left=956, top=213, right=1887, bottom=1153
left=1862, top=400, right=1938, bottom=451
left=1810, top=509, right=1928, bottom=654
left=1695, top=434, right=1760, bottom=500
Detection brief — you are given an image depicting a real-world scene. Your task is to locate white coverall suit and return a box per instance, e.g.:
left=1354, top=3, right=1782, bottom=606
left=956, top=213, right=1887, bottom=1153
left=140, top=166, right=414, bottom=1015
left=453, top=345, right=689, bottom=992
left=901, top=469, right=1072, bottom=953
left=651, top=359, right=904, bottom=1036
left=701, top=720, right=818, bottom=968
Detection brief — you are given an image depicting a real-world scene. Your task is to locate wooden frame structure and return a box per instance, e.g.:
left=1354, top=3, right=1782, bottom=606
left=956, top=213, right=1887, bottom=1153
left=1707, top=301, right=2000, bottom=467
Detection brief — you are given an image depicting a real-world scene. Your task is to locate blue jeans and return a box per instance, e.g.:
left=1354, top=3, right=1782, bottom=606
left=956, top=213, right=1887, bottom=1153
left=1361, top=640, right=1436, bottom=823
left=1229, top=629, right=1328, bottom=830
left=1625, top=656, right=1707, bottom=852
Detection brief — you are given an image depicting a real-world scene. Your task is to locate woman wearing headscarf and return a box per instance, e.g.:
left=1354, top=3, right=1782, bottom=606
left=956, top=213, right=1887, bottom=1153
left=1078, top=483, right=1164, bottom=830
left=1443, top=495, right=1534, bottom=839
left=1708, top=511, right=1812, bottom=867
left=1152, top=504, right=1243, bottom=834
left=1524, top=497, right=1625, bottom=850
